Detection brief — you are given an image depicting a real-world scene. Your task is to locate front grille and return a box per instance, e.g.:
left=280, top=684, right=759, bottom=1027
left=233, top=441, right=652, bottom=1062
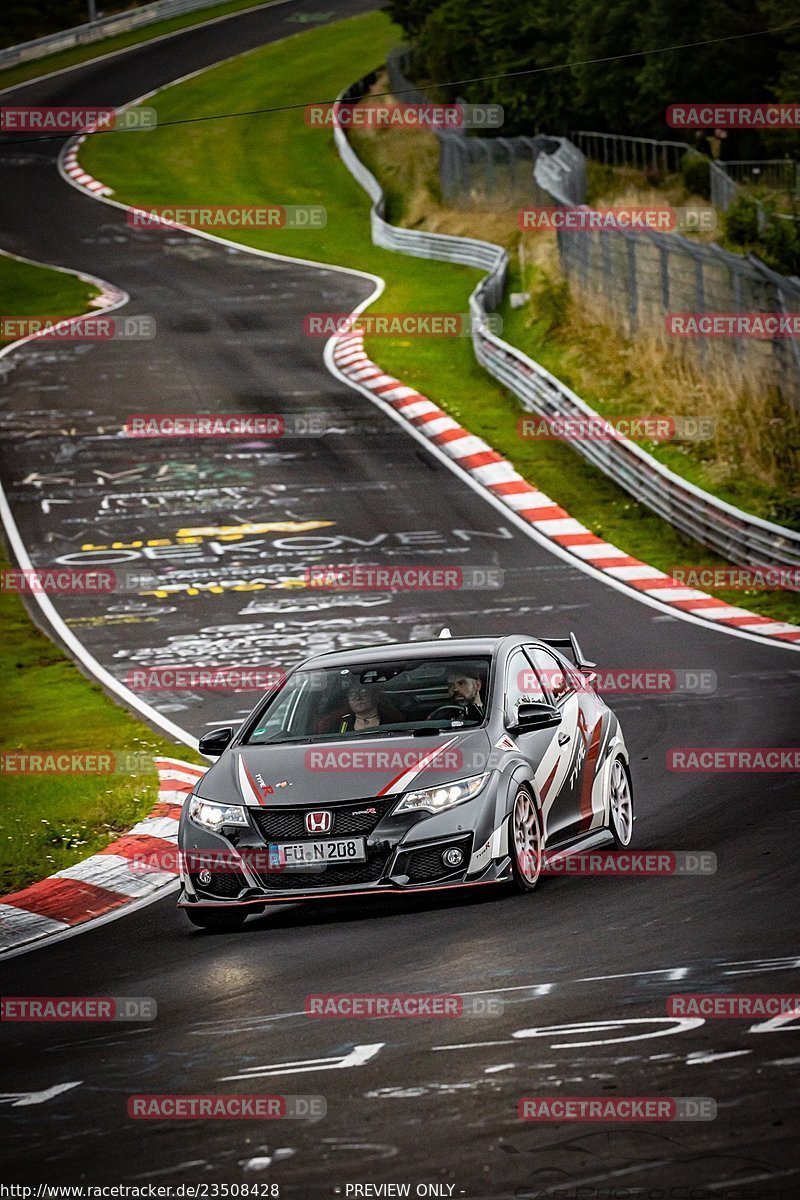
left=403, top=835, right=473, bottom=884
left=258, top=846, right=393, bottom=891
left=191, top=871, right=245, bottom=898
left=251, top=797, right=394, bottom=841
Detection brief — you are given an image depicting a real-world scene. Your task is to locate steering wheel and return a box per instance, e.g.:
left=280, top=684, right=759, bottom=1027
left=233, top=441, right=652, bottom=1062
left=427, top=703, right=481, bottom=723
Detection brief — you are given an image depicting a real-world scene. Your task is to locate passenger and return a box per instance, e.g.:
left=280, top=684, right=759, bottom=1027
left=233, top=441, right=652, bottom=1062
left=319, top=680, right=386, bottom=734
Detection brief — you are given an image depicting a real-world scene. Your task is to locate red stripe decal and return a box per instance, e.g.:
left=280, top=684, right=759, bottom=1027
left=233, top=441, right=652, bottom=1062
left=579, top=720, right=604, bottom=830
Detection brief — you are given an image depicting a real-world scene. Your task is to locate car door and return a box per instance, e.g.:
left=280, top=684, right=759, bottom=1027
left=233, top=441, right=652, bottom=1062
left=525, top=644, right=605, bottom=840
left=503, top=647, right=571, bottom=843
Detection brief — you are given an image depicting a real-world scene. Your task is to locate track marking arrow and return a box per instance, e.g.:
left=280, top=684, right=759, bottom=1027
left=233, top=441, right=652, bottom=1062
left=220, top=1043, right=383, bottom=1080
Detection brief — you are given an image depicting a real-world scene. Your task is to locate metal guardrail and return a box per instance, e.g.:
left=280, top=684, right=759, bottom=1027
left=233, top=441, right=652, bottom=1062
left=0, top=0, right=236, bottom=69
left=571, top=130, right=688, bottom=175
left=571, top=129, right=798, bottom=231
left=335, top=71, right=800, bottom=569
left=723, top=159, right=799, bottom=196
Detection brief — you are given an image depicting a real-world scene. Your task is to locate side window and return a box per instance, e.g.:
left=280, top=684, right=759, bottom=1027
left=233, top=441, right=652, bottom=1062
left=505, top=648, right=546, bottom=721
left=526, top=646, right=575, bottom=706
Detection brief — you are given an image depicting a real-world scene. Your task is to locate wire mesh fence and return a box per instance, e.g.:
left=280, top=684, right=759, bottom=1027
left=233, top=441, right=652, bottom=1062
left=334, top=72, right=800, bottom=567
left=383, top=53, right=800, bottom=403
left=571, top=130, right=688, bottom=175
left=722, top=159, right=800, bottom=196
left=386, top=49, right=568, bottom=206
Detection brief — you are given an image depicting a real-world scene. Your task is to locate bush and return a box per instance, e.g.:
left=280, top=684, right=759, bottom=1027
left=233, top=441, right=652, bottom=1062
left=758, top=211, right=800, bottom=275
left=724, top=192, right=760, bottom=246
left=535, top=277, right=571, bottom=335
left=680, top=152, right=711, bottom=199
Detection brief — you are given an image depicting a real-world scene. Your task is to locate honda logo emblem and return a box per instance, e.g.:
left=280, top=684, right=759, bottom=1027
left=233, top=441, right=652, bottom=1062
left=305, top=810, right=332, bottom=834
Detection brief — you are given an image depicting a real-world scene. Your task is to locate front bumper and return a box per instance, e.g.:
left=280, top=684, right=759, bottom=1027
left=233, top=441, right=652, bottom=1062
left=178, top=784, right=511, bottom=907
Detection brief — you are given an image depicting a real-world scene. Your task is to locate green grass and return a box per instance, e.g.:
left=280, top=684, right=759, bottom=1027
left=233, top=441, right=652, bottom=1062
left=0, top=0, right=286, bottom=91
left=0, top=253, right=202, bottom=894
left=0, top=253, right=101, bottom=344
left=0, top=544, right=204, bottom=894
left=80, top=11, right=800, bottom=627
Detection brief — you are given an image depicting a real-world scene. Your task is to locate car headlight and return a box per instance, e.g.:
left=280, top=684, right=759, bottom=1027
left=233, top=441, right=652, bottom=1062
left=187, top=795, right=249, bottom=832
left=394, top=773, right=488, bottom=814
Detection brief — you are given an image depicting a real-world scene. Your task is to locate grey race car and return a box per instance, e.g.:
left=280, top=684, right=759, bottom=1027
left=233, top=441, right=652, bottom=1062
left=178, top=633, right=634, bottom=931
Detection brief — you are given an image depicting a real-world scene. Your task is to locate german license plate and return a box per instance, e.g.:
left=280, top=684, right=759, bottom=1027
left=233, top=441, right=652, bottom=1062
left=268, top=837, right=367, bottom=869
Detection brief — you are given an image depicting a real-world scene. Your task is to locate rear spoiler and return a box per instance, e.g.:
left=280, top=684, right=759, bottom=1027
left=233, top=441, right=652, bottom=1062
left=539, top=633, right=596, bottom=671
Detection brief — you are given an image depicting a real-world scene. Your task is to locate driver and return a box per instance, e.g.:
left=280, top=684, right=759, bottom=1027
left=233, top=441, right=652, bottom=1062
left=445, top=663, right=485, bottom=714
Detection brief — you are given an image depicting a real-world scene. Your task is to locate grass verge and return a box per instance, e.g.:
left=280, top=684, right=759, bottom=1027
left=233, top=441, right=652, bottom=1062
left=0, top=252, right=101, bottom=344
left=0, top=255, right=201, bottom=895
left=80, top=11, right=800, bottom=625
left=0, top=0, right=283, bottom=92
left=0, top=541, right=203, bottom=895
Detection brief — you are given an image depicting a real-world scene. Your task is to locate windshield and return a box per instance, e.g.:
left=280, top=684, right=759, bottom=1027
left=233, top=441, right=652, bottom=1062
left=242, top=655, right=492, bottom=745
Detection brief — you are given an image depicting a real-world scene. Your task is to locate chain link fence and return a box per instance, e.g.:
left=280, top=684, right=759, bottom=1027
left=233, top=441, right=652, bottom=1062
left=384, top=54, right=800, bottom=402
left=387, top=49, right=575, bottom=206
left=723, top=159, right=799, bottom=197
left=563, top=133, right=800, bottom=399
left=334, top=70, right=800, bottom=568
left=571, top=130, right=688, bottom=174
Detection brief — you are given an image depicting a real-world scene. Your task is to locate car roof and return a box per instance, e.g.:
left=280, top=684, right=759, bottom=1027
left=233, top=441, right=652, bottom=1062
left=298, top=636, right=521, bottom=671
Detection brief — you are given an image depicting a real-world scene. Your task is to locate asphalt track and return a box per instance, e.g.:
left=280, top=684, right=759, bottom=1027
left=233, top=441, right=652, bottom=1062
left=1, top=3, right=799, bottom=1194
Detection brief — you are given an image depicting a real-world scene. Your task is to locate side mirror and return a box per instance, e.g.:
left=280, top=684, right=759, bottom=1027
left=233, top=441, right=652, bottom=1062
left=509, top=701, right=561, bottom=732
left=198, top=727, right=234, bottom=757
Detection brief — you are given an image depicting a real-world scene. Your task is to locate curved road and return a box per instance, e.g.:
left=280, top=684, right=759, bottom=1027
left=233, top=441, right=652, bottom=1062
left=1, top=5, right=799, bottom=1194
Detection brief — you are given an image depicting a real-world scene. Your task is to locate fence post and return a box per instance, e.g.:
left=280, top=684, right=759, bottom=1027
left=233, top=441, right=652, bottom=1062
left=659, top=241, right=670, bottom=311
left=626, top=236, right=638, bottom=333
left=690, top=245, right=706, bottom=362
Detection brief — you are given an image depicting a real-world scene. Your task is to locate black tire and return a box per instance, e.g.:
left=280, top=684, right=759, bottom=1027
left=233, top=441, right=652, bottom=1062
left=184, top=907, right=248, bottom=933
left=510, top=784, right=543, bottom=893
left=608, top=756, right=634, bottom=848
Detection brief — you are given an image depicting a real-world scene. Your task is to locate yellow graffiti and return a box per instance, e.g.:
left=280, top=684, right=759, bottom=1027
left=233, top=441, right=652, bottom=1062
left=140, top=577, right=310, bottom=599
left=81, top=520, right=334, bottom=552
left=175, top=520, right=335, bottom=537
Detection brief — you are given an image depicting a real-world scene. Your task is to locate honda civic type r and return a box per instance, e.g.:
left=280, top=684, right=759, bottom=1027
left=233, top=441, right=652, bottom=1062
left=178, top=634, right=634, bottom=931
